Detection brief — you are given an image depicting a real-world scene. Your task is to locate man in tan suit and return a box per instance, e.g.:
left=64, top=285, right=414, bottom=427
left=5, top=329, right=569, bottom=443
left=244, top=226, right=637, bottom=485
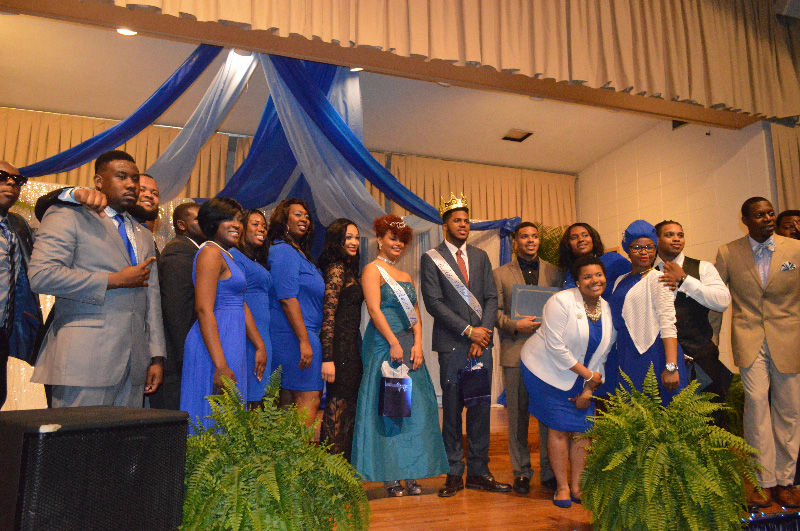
left=493, top=221, right=563, bottom=494
left=716, top=197, right=800, bottom=508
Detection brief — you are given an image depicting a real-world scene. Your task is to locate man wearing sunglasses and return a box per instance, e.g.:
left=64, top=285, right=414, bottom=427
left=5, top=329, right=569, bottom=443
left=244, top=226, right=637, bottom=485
left=0, top=161, right=43, bottom=408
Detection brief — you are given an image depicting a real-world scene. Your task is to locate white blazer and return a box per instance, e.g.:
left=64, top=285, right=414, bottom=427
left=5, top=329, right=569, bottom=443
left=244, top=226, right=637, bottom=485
left=520, top=288, right=616, bottom=391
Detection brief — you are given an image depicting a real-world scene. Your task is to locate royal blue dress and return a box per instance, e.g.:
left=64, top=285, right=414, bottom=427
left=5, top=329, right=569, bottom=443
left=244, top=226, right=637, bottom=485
left=351, top=282, right=448, bottom=482
left=231, top=248, right=273, bottom=402
left=522, top=317, right=603, bottom=433
left=267, top=240, right=325, bottom=392
left=608, top=273, right=688, bottom=406
left=180, top=245, right=248, bottom=430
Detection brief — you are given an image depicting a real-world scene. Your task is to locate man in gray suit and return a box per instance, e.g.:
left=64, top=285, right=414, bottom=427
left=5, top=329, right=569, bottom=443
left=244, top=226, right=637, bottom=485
left=421, top=194, right=510, bottom=497
left=29, top=150, right=166, bottom=408
left=493, top=221, right=563, bottom=494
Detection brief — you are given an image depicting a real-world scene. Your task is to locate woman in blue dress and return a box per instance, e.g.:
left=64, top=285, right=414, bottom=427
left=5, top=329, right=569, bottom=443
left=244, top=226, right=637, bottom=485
left=521, top=255, right=617, bottom=508
left=180, top=198, right=268, bottom=431
left=266, top=198, right=325, bottom=427
left=231, top=209, right=273, bottom=408
left=608, top=220, right=687, bottom=406
left=351, top=215, right=448, bottom=497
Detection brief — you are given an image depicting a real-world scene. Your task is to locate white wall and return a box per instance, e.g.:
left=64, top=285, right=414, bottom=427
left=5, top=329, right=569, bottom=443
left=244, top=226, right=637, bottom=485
left=576, top=120, right=776, bottom=369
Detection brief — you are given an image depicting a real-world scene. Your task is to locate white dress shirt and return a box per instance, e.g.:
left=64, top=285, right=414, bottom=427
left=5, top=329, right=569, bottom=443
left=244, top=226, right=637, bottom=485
left=654, top=252, right=731, bottom=312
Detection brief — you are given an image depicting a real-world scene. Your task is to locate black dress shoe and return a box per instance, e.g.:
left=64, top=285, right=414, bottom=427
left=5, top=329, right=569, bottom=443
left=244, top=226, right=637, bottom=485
left=465, top=474, right=512, bottom=493
left=513, top=476, right=530, bottom=494
left=438, top=474, right=464, bottom=497
left=541, top=477, right=557, bottom=492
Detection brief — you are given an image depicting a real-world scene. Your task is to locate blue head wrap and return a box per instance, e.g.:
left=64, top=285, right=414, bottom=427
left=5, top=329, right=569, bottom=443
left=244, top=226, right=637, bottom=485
left=621, top=219, right=657, bottom=251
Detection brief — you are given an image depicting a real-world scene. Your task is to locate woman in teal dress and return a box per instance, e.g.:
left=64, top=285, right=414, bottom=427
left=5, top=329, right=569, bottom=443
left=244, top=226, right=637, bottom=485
left=351, top=215, right=448, bottom=497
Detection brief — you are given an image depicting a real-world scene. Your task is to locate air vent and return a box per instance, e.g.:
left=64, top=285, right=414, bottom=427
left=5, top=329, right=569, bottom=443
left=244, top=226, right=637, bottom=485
left=502, top=129, right=533, bottom=143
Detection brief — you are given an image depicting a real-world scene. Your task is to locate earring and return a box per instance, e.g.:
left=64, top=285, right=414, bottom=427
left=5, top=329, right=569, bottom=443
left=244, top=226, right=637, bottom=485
left=378, top=242, right=383, bottom=250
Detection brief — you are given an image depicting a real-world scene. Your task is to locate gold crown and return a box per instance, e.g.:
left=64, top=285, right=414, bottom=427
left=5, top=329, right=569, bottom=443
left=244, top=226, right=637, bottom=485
left=438, top=193, right=469, bottom=217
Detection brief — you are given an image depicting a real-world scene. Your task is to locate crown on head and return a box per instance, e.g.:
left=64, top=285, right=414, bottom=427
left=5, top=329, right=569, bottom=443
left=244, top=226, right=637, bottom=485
left=439, top=193, right=469, bottom=217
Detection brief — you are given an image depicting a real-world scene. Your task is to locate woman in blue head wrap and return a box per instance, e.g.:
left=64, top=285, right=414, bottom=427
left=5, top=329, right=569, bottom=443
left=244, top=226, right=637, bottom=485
left=607, top=220, right=687, bottom=405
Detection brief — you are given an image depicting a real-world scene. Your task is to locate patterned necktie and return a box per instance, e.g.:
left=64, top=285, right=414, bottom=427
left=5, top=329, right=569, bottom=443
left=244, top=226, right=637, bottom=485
left=0, top=218, right=17, bottom=335
left=456, top=248, right=469, bottom=287
left=114, top=214, right=137, bottom=266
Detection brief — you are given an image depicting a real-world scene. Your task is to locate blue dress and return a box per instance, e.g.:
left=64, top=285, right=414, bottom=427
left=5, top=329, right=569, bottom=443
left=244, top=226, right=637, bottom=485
left=180, top=245, right=248, bottom=430
left=351, top=282, right=448, bottom=482
left=522, top=317, right=603, bottom=433
left=608, top=273, right=688, bottom=406
left=563, top=251, right=630, bottom=299
left=231, top=248, right=273, bottom=402
left=267, top=240, right=325, bottom=392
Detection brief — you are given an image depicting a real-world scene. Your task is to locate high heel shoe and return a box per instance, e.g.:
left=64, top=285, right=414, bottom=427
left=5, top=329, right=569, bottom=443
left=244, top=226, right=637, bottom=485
left=553, top=494, right=572, bottom=508
left=570, top=494, right=582, bottom=504
left=405, top=480, right=422, bottom=496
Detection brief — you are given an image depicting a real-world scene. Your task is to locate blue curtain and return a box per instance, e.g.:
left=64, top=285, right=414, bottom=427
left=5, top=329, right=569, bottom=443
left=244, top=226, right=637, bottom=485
left=19, top=45, right=222, bottom=177
left=472, top=217, right=521, bottom=265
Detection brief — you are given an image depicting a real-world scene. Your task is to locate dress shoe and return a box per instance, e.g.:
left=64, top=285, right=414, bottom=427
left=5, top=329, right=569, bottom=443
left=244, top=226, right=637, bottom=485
left=772, top=485, right=800, bottom=508
left=541, top=477, right=558, bottom=492
left=570, top=494, right=582, bottom=504
left=513, top=476, right=530, bottom=494
left=747, top=486, right=771, bottom=508
left=553, top=494, right=572, bottom=508
left=438, top=474, right=464, bottom=498
left=384, top=480, right=406, bottom=497
left=405, top=480, right=422, bottom=496
left=465, top=474, right=512, bottom=493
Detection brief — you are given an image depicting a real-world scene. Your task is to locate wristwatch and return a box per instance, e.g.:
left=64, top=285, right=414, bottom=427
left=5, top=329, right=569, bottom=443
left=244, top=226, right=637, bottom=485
left=665, top=362, right=678, bottom=373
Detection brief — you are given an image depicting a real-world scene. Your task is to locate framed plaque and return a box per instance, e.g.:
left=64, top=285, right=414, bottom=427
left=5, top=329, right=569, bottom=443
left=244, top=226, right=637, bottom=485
left=511, top=285, right=559, bottom=320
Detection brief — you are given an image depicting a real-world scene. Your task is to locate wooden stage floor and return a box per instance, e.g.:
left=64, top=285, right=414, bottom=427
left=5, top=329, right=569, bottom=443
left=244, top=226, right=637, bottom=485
left=360, top=407, right=593, bottom=530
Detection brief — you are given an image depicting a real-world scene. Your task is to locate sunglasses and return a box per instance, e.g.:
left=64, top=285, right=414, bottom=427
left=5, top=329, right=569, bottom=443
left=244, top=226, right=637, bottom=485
left=0, top=170, right=28, bottom=188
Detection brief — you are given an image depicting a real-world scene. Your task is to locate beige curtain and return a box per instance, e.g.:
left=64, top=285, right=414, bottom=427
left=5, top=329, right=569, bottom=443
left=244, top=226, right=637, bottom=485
left=772, top=123, right=800, bottom=210
left=108, top=0, right=800, bottom=118
left=0, top=107, right=229, bottom=197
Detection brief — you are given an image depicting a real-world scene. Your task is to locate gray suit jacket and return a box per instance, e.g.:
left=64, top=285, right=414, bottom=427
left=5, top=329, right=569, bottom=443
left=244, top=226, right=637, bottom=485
left=29, top=205, right=166, bottom=387
left=420, top=241, right=498, bottom=353
left=493, top=258, right=563, bottom=367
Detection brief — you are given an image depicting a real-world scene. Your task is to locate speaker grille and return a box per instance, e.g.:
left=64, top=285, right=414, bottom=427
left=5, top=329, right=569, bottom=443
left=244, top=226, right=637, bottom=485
left=16, top=421, right=186, bottom=531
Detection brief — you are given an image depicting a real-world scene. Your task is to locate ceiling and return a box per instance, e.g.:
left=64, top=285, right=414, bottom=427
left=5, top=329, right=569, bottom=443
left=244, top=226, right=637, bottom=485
left=0, top=14, right=664, bottom=174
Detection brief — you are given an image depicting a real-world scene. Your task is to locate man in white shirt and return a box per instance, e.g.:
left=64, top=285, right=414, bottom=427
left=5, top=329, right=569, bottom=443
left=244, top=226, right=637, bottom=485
left=654, top=220, right=731, bottom=421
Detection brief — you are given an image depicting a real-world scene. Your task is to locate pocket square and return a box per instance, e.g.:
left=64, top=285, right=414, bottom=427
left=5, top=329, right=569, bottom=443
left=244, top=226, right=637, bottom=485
left=781, top=261, right=796, bottom=272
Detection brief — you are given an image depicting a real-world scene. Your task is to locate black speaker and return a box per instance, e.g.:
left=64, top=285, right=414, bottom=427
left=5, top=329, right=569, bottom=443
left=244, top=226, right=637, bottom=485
left=0, top=406, right=188, bottom=530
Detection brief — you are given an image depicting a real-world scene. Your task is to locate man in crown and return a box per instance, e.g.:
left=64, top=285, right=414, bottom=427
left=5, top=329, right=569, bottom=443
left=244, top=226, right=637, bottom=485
left=421, top=193, right=511, bottom=497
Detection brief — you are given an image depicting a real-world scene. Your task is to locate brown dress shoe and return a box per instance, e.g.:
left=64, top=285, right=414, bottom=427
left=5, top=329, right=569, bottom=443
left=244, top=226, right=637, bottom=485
left=772, top=485, right=800, bottom=508
left=747, top=486, right=771, bottom=508
left=438, top=474, right=464, bottom=498
left=465, top=474, right=512, bottom=493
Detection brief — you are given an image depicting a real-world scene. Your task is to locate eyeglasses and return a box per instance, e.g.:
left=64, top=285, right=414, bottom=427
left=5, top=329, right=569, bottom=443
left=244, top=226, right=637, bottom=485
left=629, top=244, right=655, bottom=253
left=0, top=170, right=28, bottom=188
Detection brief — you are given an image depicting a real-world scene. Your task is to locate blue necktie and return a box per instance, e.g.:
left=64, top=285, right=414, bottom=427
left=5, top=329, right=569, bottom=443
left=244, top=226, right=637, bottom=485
left=114, top=214, right=137, bottom=266
left=0, top=218, right=17, bottom=334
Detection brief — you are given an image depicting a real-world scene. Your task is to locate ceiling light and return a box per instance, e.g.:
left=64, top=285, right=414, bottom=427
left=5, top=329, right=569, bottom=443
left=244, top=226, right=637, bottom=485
left=350, top=67, right=364, bottom=72
left=116, top=28, right=137, bottom=36
left=502, top=128, right=533, bottom=143
left=232, top=48, right=252, bottom=56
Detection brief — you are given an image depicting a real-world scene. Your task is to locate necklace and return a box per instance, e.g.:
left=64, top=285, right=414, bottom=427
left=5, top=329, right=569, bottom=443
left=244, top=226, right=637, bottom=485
left=207, top=240, right=233, bottom=259
left=377, top=255, right=396, bottom=265
left=638, top=266, right=654, bottom=276
left=584, top=301, right=601, bottom=322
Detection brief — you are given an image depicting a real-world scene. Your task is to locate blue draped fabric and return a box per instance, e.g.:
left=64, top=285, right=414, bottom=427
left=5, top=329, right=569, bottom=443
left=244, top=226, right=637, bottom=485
left=149, top=50, right=257, bottom=201
left=19, top=45, right=222, bottom=177
left=216, top=61, right=338, bottom=209
left=266, top=55, right=441, bottom=223
left=472, top=217, right=521, bottom=265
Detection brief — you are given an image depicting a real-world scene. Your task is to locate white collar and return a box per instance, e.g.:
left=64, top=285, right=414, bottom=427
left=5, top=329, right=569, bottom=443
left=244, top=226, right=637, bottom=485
left=444, top=238, right=467, bottom=256
left=105, top=205, right=121, bottom=219
left=654, top=251, right=685, bottom=269
left=749, top=234, right=775, bottom=251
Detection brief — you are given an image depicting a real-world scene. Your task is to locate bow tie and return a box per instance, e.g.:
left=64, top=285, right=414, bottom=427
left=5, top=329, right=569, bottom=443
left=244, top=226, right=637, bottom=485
left=518, top=257, right=539, bottom=270
left=754, top=238, right=775, bottom=258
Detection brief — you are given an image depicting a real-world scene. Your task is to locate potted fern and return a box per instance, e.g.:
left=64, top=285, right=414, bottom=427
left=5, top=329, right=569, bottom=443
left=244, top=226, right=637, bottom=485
left=182, top=374, right=370, bottom=530
left=581, top=366, right=759, bottom=531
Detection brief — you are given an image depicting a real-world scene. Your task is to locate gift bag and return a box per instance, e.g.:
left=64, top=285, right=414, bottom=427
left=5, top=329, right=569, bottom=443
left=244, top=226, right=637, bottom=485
left=458, top=359, right=491, bottom=408
left=378, top=361, right=413, bottom=418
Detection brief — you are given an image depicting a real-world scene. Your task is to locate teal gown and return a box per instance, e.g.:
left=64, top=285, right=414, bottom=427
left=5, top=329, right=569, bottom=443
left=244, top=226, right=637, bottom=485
left=351, top=282, right=448, bottom=482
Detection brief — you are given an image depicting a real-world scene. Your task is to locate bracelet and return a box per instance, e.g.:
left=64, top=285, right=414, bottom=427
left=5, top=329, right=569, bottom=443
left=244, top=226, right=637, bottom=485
left=584, top=374, right=593, bottom=383
left=467, top=326, right=473, bottom=338
left=676, top=274, right=687, bottom=288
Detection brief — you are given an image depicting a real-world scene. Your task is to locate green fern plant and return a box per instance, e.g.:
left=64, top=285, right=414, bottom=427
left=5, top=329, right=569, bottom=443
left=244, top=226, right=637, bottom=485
left=580, top=365, right=758, bottom=531
left=535, top=223, right=566, bottom=266
left=182, top=372, right=370, bottom=530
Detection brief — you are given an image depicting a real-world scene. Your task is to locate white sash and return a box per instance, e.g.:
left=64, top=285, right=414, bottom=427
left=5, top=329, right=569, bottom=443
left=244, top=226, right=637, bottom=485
left=425, top=248, right=483, bottom=319
left=375, top=265, right=418, bottom=327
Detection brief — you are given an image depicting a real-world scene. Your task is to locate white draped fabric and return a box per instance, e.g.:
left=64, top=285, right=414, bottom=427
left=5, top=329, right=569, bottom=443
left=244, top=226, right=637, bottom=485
left=106, top=0, right=800, bottom=118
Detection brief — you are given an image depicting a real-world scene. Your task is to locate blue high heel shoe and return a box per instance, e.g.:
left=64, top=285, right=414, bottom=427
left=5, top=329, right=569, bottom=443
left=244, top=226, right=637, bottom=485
left=553, top=495, right=572, bottom=508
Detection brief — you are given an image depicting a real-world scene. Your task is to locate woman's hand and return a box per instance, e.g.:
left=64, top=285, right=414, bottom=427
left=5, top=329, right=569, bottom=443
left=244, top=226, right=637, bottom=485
left=410, top=344, right=424, bottom=370
left=661, top=369, right=680, bottom=391
left=254, top=347, right=267, bottom=380
left=213, top=365, right=237, bottom=388
left=389, top=341, right=404, bottom=364
left=585, top=371, right=603, bottom=390
left=321, top=361, right=336, bottom=383
left=570, top=386, right=594, bottom=410
left=299, top=339, right=313, bottom=369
